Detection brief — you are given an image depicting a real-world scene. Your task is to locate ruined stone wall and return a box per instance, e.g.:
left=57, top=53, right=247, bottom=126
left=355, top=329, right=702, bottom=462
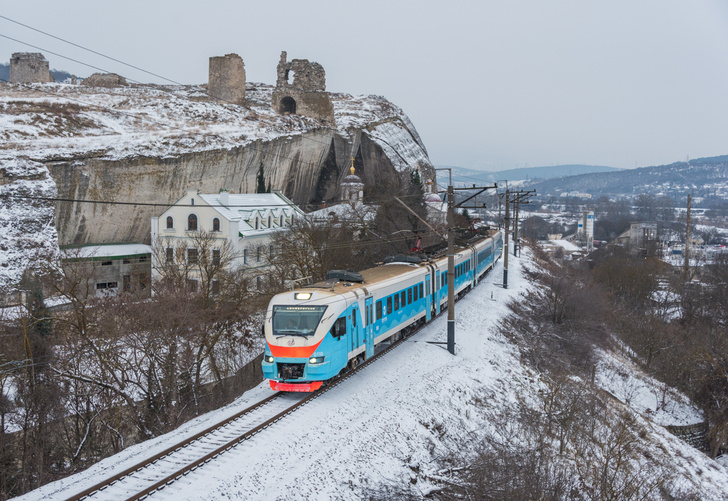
left=9, top=53, right=54, bottom=83
left=47, top=130, right=403, bottom=246
left=208, top=53, right=246, bottom=105
left=81, top=73, right=128, bottom=88
left=271, top=51, right=334, bottom=123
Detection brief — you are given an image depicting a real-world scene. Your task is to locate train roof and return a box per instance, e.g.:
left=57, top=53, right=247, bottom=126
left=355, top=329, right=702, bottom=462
left=298, top=229, right=501, bottom=296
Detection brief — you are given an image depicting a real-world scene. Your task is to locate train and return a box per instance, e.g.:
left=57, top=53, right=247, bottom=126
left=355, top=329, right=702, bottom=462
left=261, top=229, right=503, bottom=391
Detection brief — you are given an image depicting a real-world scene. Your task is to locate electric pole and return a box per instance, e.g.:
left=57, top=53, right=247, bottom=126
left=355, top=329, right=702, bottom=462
left=503, top=189, right=509, bottom=288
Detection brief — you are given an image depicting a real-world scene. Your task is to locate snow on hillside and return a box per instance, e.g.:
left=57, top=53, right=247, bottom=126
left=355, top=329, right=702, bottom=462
left=0, top=157, right=58, bottom=291
left=0, top=82, right=429, bottom=166
left=19, top=250, right=728, bottom=501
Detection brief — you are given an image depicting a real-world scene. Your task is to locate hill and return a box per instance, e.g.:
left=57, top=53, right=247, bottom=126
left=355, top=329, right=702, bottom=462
left=437, top=164, right=621, bottom=186
left=526, top=154, right=728, bottom=201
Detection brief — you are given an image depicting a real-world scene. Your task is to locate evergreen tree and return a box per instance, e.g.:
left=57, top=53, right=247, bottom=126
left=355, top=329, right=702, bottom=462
left=256, top=163, right=267, bottom=194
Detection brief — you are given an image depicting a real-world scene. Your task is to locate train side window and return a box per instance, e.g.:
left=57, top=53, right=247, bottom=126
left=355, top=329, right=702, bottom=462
left=407, top=288, right=413, bottom=305
left=376, top=301, right=383, bottom=320
left=414, top=285, right=418, bottom=302
left=400, top=291, right=406, bottom=306
left=330, top=317, right=346, bottom=338
left=419, top=283, right=424, bottom=298
left=394, top=293, right=400, bottom=310
left=386, top=296, right=392, bottom=315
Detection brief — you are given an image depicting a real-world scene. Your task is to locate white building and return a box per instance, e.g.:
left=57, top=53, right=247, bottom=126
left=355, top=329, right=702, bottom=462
left=151, top=189, right=305, bottom=289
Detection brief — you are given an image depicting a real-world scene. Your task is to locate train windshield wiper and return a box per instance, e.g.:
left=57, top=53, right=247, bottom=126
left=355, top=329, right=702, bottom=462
left=275, top=330, right=314, bottom=339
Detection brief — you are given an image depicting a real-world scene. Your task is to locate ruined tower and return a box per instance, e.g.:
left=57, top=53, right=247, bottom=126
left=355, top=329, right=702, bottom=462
left=9, top=53, right=54, bottom=84
left=271, top=51, right=335, bottom=124
left=208, top=53, right=246, bottom=105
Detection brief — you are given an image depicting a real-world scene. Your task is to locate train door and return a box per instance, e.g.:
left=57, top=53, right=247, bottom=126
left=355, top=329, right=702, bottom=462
left=435, top=270, right=441, bottom=315
left=350, top=305, right=361, bottom=354
left=364, top=296, right=374, bottom=359
left=425, top=275, right=431, bottom=322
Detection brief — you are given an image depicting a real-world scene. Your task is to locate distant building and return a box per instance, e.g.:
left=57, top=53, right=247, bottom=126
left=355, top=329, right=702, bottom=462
left=61, top=243, right=152, bottom=298
left=614, top=222, right=658, bottom=256
left=151, top=189, right=305, bottom=290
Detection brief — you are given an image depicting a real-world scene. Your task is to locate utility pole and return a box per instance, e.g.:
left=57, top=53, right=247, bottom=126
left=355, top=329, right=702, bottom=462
left=685, top=194, right=691, bottom=276
left=503, top=189, right=509, bottom=288
left=510, top=190, right=535, bottom=257
left=433, top=169, right=497, bottom=355
left=446, top=182, right=455, bottom=355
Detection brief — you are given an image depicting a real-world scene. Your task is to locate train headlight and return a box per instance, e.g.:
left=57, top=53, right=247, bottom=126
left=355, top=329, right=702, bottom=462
left=264, top=355, right=275, bottom=363
left=309, top=356, right=325, bottom=364
left=295, top=292, right=312, bottom=300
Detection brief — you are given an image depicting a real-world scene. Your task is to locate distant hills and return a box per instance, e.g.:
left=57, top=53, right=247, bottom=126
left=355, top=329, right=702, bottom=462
left=438, top=164, right=621, bottom=186
left=440, top=155, right=728, bottom=205
left=524, top=154, right=728, bottom=202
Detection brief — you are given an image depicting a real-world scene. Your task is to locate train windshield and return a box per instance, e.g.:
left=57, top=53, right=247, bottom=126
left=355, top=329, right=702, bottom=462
left=272, top=305, right=328, bottom=338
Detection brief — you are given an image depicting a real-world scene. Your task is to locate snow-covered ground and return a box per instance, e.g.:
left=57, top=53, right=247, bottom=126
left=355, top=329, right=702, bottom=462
left=17, top=250, right=728, bottom=501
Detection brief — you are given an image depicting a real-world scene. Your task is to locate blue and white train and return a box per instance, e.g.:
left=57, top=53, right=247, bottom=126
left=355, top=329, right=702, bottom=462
left=262, top=230, right=503, bottom=391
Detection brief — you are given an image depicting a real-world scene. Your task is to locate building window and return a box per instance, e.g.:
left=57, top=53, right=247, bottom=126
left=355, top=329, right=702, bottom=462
left=212, top=249, right=220, bottom=266
left=139, top=255, right=147, bottom=263
left=213, top=218, right=220, bottom=232
left=188, top=214, right=198, bottom=231
left=268, top=216, right=272, bottom=227
left=256, top=276, right=263, bottom=290
left=243, top=248, right=248, bottom=265
left=123, top=275, right=131, bottom=291
left=255, top=218, right=259, bottom=230
left=187, top=248, right=198, bottom=265
left=186, top=279, right=198, bottom=292
left=269, top=244, right=274, bottom=258
left=280, top=215, right=284, bottom=226
left=166, top=247, right=174, bottom=263
left=257, top=247, right=262, bottom=263
left=211, top=280, right=220, bottom=295
left=166, top=216, right=174, bottom=229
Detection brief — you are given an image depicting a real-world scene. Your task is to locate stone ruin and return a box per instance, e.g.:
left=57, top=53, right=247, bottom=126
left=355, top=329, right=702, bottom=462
left=208, top=53, right=246, bottom=105
left=9, top=52, right=54, bottom=84
left=271, top=51, right=334, bottom=124
left=81, top=73, right=128, bottom=88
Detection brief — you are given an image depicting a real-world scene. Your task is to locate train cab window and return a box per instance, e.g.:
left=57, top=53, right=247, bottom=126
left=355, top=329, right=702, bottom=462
left=419, top=283, right=424, bottom=299
left=407, top=288, right=413, bottom=305
left=330, top=317, right=346, bottom=338
left=376, top=301, right=383, bottom=320
left=386, top=297, right=392, bottom=315
left=400, top=291, right=406, bottom=307
left=394, top=294, right=400, bottom=311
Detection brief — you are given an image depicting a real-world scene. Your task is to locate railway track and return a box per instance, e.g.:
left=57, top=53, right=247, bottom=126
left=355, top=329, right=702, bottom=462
left=65, top=325, right=417, bottom=501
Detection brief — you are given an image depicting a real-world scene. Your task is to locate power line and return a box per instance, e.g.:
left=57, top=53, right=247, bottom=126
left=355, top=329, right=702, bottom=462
left=0, top=14, right=183, bottom=85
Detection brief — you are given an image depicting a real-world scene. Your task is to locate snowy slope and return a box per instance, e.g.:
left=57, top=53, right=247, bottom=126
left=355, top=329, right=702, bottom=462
left=18, top=250, right=728, bottom=501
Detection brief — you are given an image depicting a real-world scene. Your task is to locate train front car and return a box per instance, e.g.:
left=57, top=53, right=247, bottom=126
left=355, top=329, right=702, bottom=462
left=262, top=289, right=352, bottom=392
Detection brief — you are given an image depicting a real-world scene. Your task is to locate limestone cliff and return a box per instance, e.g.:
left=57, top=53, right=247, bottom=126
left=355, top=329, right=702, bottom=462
left=0, top=82, right=434, bottom=255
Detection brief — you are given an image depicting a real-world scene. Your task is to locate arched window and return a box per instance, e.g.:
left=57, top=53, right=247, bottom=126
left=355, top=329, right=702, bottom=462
left=255, top=218, right=259, bottom=230
left=280, top=215, right=284, bottom=226
left=268, top=216, right=272, bottom=227
left=212, top=218, right=220, bottom=232
left=166, top=216, right=174, bottom=229
left=187, top=214, right=198, bottom=231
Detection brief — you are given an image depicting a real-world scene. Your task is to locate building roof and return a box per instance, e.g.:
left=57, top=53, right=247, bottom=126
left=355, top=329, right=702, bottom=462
left=61, top=243, right=152, bottom=260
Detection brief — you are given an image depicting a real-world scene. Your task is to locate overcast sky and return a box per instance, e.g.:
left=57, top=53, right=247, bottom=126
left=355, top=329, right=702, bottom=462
left=2, top=0, right=727, bottom=171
